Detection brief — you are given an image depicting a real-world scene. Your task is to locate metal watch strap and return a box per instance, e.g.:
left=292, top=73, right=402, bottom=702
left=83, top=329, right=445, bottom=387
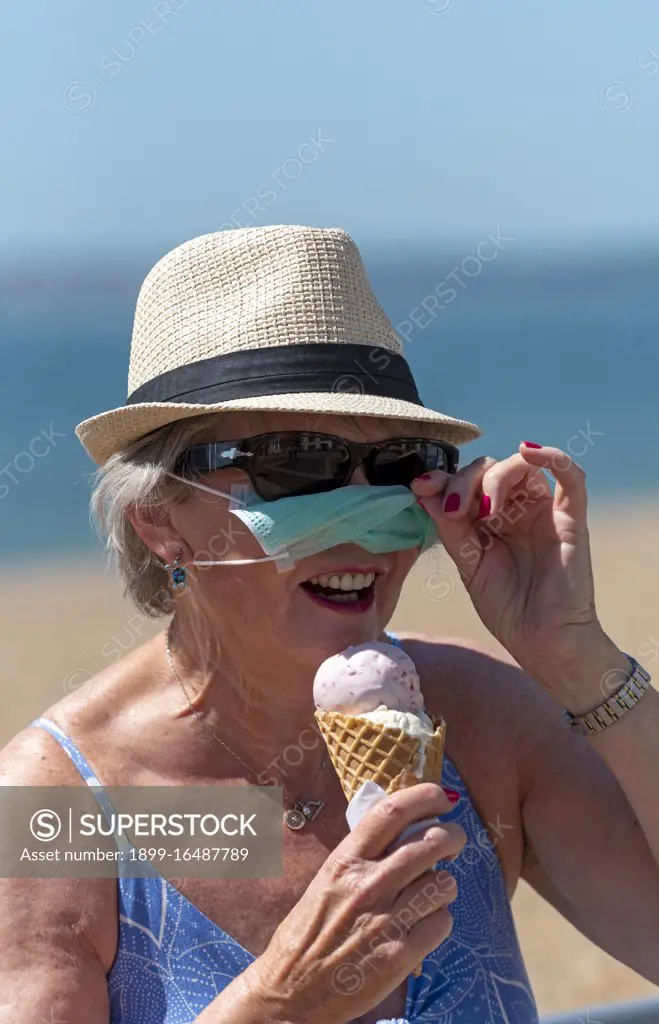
left=564, top=654, right=652, bottom=737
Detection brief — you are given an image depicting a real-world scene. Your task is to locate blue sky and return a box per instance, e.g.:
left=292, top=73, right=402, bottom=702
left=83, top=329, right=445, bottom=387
left=3, top=0, right=659, bottom=253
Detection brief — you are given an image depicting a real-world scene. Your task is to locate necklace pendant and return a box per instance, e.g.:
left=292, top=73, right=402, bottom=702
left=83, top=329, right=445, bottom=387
left=283, top=808, right=307, bottom=830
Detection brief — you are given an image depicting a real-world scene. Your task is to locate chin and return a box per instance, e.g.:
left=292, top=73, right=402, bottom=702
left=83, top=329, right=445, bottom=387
left=288, top=593, right=393, bottom=661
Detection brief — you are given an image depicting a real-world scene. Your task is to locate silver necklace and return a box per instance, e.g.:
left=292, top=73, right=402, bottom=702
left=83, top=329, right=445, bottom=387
left=164, top=628, right=327, bottom=830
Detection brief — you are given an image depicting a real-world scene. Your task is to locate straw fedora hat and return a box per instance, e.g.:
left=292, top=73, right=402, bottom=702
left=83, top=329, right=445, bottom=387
left=76, top=225, right=482, bottom=465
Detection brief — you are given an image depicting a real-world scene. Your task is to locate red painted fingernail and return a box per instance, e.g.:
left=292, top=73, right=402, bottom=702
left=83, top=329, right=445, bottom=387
left=478, top=494, right=491, bottom=519
left=443, top=492, right=461, bottom=513
left=416, top=473, right=432, bottom=480
left=522, top=441, right=543, bottom=449
left=443, top=788, right=460, bottom=805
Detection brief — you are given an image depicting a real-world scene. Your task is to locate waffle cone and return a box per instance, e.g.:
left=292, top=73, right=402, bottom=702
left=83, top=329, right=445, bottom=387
left=314, top=709, right=446, bottom=803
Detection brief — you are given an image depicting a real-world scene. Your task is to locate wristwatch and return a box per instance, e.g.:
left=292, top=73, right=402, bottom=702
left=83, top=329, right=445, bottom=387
left=564, top=653, right=652, bottom=737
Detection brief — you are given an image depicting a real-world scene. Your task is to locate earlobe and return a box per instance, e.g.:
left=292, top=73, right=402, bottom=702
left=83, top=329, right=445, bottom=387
left=126, top=503, right=187, bottom=567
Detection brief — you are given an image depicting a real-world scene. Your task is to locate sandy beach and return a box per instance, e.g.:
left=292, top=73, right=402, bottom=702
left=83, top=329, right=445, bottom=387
left=2, top=498, right=658, bottom=1015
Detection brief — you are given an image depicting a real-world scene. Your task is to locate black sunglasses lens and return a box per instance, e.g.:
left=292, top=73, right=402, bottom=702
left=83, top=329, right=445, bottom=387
left=371, top=441, right=449, bottom=487
left=251, top=434, right=351, bottom=500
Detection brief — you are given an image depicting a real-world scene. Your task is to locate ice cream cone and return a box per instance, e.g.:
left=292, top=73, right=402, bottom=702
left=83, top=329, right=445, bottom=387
left=315, top=709, right=446, bottom=979
left=314, top=709, right=446, bottom=801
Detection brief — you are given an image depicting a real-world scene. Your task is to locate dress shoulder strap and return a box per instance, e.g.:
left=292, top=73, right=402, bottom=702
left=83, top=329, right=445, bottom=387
left=31, top=716, right=104, bottom=786
left=30, top=717, right=131, bottom=855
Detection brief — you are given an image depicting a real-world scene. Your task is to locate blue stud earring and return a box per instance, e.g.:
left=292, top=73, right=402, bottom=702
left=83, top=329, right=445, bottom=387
left=164, top=549, right=189, bottom=594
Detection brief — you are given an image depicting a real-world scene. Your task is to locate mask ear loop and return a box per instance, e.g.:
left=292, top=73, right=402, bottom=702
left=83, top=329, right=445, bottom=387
left=191, top=554, right=290, bottom=566
left=165, top=471, right=294, bottom=569
left=166, top=471, right=249, bottom=506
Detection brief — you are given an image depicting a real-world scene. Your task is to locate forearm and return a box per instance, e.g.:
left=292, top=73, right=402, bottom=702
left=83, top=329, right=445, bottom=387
left=588, top=680, right=659, bottom=868
left=541, top=631, right=659, bottom=870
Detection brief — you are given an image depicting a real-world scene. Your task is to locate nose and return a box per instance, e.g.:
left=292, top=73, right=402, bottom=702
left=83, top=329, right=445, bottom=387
left=349, top=462, right=370, bottom=485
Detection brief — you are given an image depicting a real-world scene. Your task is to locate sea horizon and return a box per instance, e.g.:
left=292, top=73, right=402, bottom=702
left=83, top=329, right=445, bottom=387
left=2, top=240, right=657, bottom=562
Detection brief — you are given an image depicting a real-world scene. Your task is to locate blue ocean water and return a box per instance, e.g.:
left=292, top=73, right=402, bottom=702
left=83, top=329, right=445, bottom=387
left=1, top=242, right=657, bottom=561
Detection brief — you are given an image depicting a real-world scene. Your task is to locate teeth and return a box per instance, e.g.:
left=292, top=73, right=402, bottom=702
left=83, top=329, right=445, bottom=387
left=307, top=572, right=375, bottom=590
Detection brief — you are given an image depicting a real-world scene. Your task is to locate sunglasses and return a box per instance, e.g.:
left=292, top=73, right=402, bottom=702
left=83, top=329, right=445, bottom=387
left=174, top=431, right=459, bottom=502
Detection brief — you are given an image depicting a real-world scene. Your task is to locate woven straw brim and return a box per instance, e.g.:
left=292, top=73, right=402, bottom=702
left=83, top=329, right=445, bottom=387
left=76, top=393, right=481, bottom=467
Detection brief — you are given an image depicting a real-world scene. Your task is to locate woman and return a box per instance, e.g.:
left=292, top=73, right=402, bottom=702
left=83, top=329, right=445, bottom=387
left=1, top=225, right=658, bottom=1024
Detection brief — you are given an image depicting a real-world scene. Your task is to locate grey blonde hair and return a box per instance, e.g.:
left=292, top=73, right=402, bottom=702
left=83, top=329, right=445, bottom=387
left=90, top=414, right=222, bottom=617
left=91, top=412, right=440, bottom=617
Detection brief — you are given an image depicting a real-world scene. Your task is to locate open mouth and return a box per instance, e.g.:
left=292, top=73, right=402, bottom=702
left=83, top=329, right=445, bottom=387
left=300, top=571, right=377, bottom=613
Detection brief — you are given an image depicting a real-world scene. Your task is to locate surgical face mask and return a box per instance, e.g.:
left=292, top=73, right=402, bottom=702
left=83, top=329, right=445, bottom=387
left=168, top=474, right=437, bottom=571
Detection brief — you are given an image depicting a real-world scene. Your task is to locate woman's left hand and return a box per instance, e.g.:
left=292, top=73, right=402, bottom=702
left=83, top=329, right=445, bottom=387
left=412, top=442, right=613, bottom=703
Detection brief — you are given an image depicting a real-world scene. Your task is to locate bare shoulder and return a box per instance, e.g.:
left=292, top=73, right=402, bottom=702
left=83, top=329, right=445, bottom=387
left=394, top=630, right=584, bottom=805
left=394, top=630, right=565, bottom=753
left=392, top=631, right=569, bottom=891
left=0, top=720, right=87, bottom=786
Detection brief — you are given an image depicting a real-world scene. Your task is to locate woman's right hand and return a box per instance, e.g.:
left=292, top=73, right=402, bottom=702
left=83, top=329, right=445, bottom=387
left=248, top=782, right=465, bottom=1024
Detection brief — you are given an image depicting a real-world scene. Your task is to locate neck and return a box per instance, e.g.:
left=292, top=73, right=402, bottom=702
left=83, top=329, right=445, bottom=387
left=166, top=616, right=328, bottom=789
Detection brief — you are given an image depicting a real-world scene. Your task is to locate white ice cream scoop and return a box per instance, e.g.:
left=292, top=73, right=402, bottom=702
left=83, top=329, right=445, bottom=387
left=312, top=640, right=425, bottom=715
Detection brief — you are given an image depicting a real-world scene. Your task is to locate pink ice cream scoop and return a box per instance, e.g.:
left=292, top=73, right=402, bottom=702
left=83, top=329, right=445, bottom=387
left=313, top=641, right=424, bottom=715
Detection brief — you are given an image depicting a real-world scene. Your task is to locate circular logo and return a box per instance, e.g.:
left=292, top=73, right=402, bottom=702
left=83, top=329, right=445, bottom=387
left=30, top=809, right=62, bottom=842
left=332, top=960, right=365, bottom=996
left=332, top=374, right=365, bottom=395
left=421, top=568, right=455, bottom=603
left=62, top=667, right=94, bottom=700
left=600, top=665, right=629, bottom=698
left=422, top=0, right=454, bottom=14
left=63, top=81, right=97, bottom=115
left=600, top=81, right=633, bottom=114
